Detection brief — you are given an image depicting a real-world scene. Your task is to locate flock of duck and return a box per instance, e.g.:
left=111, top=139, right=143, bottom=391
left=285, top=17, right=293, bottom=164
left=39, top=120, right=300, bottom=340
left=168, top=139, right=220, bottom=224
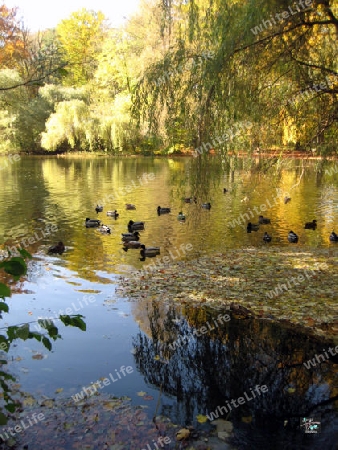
left=47, top=191, right=338, bottom=256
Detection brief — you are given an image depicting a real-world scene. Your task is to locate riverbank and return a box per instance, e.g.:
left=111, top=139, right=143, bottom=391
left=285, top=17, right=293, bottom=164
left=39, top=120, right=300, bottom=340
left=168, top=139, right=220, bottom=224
left=119, top=246, right=338, bottom=342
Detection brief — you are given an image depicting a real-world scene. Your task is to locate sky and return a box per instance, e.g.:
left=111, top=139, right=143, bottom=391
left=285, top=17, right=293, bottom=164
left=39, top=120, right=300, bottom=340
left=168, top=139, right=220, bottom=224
left=3, top=0, right=141, bottom=30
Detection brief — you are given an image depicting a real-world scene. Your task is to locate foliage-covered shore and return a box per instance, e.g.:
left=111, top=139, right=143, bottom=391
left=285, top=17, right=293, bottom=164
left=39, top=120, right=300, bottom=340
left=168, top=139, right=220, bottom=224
left=119, top=246, right=338, bottom=342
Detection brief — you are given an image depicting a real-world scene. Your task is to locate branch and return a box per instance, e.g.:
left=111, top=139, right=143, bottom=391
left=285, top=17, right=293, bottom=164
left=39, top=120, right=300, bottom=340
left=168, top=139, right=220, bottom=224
left=0, top=63, right=68, bottom=91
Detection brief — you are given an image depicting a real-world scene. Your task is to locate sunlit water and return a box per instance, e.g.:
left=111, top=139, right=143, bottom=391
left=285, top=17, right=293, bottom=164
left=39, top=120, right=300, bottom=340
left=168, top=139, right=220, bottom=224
left=0, top=156, right=337, bottom=449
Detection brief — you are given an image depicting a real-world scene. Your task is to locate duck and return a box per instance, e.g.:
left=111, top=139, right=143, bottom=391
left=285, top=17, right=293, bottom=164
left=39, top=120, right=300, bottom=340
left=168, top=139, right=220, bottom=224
left=177, top=211, right=186, bottom=221
left=247, top=222, right=259, bottom=232
left=128, top=220, right=145, bottom=231
left=48, top=241, right=65, bottom=255
left=95, top=205, right=103, bottom=213
left=157, top=206, right=171, bottom=214
left=122, top=231, right=140, bottom=242
left=184, top=197, right=197, bottom=203
left=107, top=210, right=119, bottom=218
left=123, top=241, right=143, bottom=251
left=259, top=215, right=271, bottom=224
left=85, top=218, right=101, bottom=228
left=201, top=202, right=211, bottom=209
left=263, top=232, right=272, bottom=242
left=284, top=196, right=291, bottom=204
left=304, top=219, right=317, bottom=230
left=288, top=230, right=298, bottom=243
left=126, top=204, right=136, bottom=210
left=140, top=244, right=160, bottom=258
left=329, top=231, right=338, bottom=242
left=98, top=225, right=111, bottom=234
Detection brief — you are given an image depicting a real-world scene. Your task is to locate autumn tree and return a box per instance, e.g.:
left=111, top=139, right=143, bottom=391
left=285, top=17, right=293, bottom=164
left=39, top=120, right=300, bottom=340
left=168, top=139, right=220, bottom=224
left=0, top=4, right=28, bottom=69
left=56, top=9, right=108, bottom=86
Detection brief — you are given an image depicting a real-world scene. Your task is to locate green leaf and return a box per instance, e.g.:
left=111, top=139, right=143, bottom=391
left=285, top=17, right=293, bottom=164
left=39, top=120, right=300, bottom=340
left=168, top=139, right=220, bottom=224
left=0, top=258, right=27, bottom=279
left=60, top=315, right=86, bottom=331
left=0, top=412, right=8, bottom=425
left=5, top=403, right=16, bottom=413
left=18, top=248, right=32, bottom=259
left=15, top=324, right=30, bottom=340
left=42, top=337, right=52, bottom=351
left=0, top=303, right=9, bottom=313
left=0, top=283, right=11, bottom=298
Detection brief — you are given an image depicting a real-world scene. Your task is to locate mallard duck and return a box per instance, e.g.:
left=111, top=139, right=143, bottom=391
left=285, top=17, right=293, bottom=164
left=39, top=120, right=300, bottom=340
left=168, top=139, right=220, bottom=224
left=107, top=210, right=119, bottom=218
left=95, top=205, right=103, bottom=213
left=157, top=206, right=171, bottom=214
left=288, top=230, right=298, bottom=243
left=201, top=202, right=211, bottom=209
left=126, top=204, right=136, bottom=210
left=184, top=197, right=197, bottom=203
left=177, top=211, right=186, bottom=221
left=98, top=225, right=111, bottom=234
left=304, top=219, right=317, bottom=229
left=284, top=196, right=291, bottom=204
left=140, top=244, right=160, bottom=258
left=48, top=241, right=65, bottom=255
left=263, top=232, right=272, bottom=242
left=259, top=215, right=271, bottom=224
left=85, top=218, right=101, bottom=228
left=247, top=222, right=259, bottom=232
left=128, top=220, right=145, bottom=231
left=122, top=231, right=140, bottom=241
left=123, top=241, right=142, bottom=251
left=329, top=231, right=338, bottom=242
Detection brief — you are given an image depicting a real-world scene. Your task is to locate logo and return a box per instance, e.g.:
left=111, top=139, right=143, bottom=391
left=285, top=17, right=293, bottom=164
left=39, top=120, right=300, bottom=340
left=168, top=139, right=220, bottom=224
left=300, top=416, right=321, bottom=434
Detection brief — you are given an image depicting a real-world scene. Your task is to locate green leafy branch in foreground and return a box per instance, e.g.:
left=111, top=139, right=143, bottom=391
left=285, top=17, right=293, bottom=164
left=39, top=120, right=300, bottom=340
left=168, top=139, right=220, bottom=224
left=0, top=249, right=86, bottom=425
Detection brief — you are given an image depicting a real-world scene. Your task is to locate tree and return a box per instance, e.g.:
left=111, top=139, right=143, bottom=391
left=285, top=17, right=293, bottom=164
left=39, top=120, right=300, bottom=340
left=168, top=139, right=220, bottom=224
left=56, top=9, right=108, bottom=86
left=0, top=4, right=27, bottom=69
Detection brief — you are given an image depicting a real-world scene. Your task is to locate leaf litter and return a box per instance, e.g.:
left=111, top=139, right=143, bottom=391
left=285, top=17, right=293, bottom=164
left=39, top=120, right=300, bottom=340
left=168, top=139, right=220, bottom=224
left=119, top=246, right=338, bottom=341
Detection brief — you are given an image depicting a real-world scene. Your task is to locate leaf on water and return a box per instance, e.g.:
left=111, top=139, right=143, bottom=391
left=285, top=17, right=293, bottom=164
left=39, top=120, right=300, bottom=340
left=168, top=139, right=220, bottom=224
left=176, top=428, right=190, bottom=440
left=137, top=391, right=147, bottom=397
left=196, top=414, right=208, bottom=423
left=32, top=353, right=44, bottom=360
left=241, top=416, right=252, bottom=423
left=55, top=388, right=64, bottom=394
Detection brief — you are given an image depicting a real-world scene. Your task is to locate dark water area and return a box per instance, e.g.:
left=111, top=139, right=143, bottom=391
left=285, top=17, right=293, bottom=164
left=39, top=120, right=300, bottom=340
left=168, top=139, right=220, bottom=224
left=0, top=155, right=337, bottom=449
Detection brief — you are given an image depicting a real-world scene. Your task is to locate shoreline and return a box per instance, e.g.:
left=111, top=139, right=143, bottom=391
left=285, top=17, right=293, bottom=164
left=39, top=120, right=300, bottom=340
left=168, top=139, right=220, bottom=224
left=119, top=246, right=338, bottom=342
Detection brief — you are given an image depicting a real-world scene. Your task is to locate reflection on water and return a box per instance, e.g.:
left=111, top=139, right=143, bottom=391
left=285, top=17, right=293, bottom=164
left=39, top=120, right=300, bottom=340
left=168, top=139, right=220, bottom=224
left=0, top=156, right=337, bottom=448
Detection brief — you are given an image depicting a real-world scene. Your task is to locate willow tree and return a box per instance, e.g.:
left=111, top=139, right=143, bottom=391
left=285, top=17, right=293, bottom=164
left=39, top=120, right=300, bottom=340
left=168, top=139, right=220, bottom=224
left=133, top=0, right=337, bottom=154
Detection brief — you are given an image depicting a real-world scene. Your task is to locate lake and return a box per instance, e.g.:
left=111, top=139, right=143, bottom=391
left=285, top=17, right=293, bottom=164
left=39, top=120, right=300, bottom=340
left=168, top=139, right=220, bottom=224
left=0, top=155, right=337, bottom=449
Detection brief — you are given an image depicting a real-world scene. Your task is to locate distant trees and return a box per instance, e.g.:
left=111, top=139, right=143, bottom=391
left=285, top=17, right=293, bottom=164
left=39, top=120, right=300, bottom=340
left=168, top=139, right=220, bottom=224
left=0, top=1, right=337, bottom=154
